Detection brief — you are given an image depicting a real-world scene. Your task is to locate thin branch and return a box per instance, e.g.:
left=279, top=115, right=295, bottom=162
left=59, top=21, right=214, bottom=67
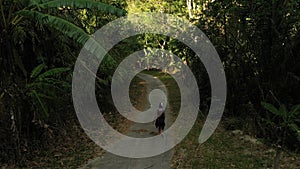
left=0, top=0, right=7, bottom=29
left=269, top=90, right=281, bottom=105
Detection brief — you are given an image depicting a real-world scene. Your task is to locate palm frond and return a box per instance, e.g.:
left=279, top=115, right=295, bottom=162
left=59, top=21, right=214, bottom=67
left=18, top=9, right=117, bottom=67
left=40, top=0, right=126, bottom=16
left=17, top=10, right=90, bottom=44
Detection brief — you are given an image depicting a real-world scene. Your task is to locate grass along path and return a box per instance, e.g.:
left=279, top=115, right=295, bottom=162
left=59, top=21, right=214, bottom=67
left=144, top=70, right=300, bottom=169
left=22, top=70, right=299, bottom=169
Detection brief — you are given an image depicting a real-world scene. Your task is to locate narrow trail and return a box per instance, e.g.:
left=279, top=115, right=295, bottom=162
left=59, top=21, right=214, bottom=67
left=83, top=73, right=174, bottom=169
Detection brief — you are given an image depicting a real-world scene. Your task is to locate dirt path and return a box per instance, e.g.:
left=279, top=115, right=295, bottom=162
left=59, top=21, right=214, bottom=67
left=83, top=73, right=174, bottom=169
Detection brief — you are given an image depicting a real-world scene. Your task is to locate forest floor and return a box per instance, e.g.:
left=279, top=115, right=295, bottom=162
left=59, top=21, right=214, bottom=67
left=7, top=70, right=300, bottom=169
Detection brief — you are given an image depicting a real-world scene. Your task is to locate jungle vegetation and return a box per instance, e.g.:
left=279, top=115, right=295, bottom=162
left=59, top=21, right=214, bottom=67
left=0, top=0, right=299, bottom=168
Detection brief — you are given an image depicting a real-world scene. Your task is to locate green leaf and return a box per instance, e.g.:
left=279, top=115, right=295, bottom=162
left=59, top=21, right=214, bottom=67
left=32, top=90, right=49, bottom=118
left=279, top=104, right=288, bottom=119
left=17, top=8, right=116, bottom=68
left=38, top=67, right=70, bottom=79
left=31, top=64, right=45, bottom=78
left=28, top=81, right=68, bottom=93
left=32, top=92, right=55, bottom=100
left=0, top=92, right=4, bottom=100
left=12, top=48, right=27, bottom=77
left=40, top=0, right=126, bottom=16
left=261, top=102, right=279, bottom=115
left=98, top=78, right=108, bottom=86
left=17, top=10, right=91, bottom=45
left=43, top=78, right=71, bottom=88
left=17, top=10, right=116, bottom=64
left=27, top=0, right=42, bottom=10
left=279, top=104, right=287, bottom=113
left=288, top=123, right=300, bottom=132
left=290, top=104, right=300, bottom=116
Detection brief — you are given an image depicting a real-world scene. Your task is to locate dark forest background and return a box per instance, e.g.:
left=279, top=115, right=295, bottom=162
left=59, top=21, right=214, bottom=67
left=0, top=0, right=299, bottom=168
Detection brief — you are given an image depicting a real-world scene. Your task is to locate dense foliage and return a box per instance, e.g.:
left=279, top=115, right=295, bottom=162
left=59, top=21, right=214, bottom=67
left=0, top=0, right=299, bottom=167
left=197, top=0, right=300, bottom=150
left=124, top=0, right=300, bottom=152
left=0, top=0, right=125, bottom=165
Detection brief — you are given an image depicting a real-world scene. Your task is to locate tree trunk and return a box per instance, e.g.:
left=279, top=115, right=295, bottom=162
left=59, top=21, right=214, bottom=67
left=186, top=0, right=193, bottom=19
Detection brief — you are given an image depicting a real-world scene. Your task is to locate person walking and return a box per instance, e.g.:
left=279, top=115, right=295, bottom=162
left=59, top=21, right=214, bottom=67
left=155, top=103, right=165, bottom=134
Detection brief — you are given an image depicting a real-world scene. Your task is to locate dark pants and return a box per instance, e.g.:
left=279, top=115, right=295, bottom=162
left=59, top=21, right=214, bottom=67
left=155, top=115, right=165, bottom=131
